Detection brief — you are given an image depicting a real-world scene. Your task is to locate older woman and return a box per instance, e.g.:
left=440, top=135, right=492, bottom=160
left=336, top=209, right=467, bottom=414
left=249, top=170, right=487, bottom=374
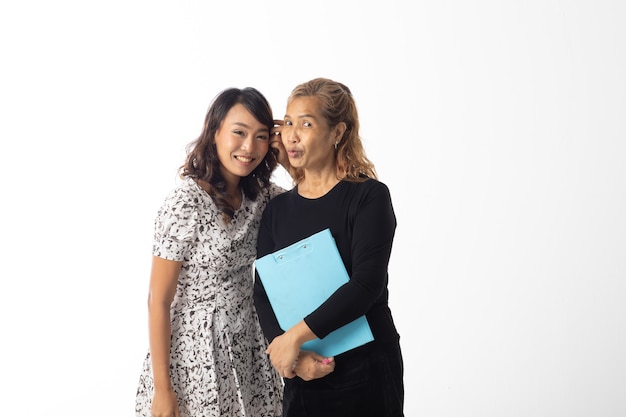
left=254, top=78, right=404, bottom=417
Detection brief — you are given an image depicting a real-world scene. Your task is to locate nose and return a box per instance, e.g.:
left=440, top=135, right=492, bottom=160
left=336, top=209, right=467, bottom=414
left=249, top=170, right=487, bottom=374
left=283, top=125, right=298, bottom=143
left=241, top=134, right=255, bottom=151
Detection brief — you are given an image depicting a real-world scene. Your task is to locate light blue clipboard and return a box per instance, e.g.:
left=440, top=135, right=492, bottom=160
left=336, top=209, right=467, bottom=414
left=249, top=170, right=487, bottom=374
left=254, top=228, right=374, bottom=357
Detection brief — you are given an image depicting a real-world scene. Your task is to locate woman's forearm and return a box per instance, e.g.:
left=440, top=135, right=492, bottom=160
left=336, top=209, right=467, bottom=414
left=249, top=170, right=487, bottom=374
left=148, top=301, right=173, bottom=390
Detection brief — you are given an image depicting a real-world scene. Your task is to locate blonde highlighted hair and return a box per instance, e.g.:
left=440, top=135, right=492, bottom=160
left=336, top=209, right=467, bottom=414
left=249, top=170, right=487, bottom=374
left=286, top=77, right=377, bottom=184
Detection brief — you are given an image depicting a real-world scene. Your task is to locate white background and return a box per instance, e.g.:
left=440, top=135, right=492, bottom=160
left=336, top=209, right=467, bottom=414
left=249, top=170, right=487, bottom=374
left=1, top=1, right=625, bottom=416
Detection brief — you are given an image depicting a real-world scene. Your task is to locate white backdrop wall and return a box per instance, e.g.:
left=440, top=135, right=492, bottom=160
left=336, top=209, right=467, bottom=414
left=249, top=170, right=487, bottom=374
left=1, top=1, right=624, bottom=416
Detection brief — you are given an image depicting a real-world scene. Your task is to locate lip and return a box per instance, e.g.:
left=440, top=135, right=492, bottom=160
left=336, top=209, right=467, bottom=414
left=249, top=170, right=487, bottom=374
left=234, top=155, right=256, bottom=164
left=286, top=148, right=303, bottom=158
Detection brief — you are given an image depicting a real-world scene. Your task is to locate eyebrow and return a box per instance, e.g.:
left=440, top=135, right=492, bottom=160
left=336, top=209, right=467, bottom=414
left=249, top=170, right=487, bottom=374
left=284, top=113, right=317, bottom=119
left=230, top=121, right=269, bottom=132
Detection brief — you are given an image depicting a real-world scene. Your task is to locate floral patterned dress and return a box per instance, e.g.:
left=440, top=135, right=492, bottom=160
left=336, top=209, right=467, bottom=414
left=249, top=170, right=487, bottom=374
left=136, top=177, right=284, bottom=417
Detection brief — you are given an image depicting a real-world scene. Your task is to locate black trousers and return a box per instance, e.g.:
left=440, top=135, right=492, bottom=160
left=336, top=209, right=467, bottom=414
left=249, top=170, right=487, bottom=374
left=282, top=340, right=404, bottom=417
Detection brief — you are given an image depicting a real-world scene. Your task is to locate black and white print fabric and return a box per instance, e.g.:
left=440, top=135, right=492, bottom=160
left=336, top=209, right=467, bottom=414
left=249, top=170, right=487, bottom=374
left=136, top=177, right=284, bottom=417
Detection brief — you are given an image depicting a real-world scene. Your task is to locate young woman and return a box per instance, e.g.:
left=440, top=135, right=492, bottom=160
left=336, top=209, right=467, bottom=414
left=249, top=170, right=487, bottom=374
left=254, top=78, right=404, bottom=416
left=136, top=87, right=287, bottom=417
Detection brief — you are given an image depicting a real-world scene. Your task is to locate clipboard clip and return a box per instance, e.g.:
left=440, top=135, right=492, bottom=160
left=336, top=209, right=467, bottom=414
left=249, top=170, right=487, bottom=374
left=273, top=241, right=313, bottom=263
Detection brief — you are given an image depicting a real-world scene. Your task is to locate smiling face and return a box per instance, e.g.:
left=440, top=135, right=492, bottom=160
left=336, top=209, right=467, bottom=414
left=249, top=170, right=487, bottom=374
left=214, top=103, right=270, bottom=185
left=282, top=96, right=340, bottom=174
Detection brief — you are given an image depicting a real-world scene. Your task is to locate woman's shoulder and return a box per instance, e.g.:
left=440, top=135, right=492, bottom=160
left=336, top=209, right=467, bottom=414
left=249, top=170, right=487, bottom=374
left=337, top=178, right=393, bottom=208
left=159, top=177, right=204, bottom=210
left=263, top=184, right=297, bottom=212
left=344, top=177, right=390, bottom=194
left=258, top=181, right=290, bottom=202
left=152, top=178, right=203, bottom=239
left=268, top=181, right=288, bottom=199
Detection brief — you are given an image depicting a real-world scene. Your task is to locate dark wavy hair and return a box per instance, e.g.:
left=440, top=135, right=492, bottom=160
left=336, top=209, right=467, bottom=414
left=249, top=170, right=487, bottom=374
left=180, top=87, right=278, bottom=220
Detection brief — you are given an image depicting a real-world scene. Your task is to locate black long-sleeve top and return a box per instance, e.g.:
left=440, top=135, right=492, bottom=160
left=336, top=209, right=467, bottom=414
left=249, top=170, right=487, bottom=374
left=253, top=178, right=400, bottom=349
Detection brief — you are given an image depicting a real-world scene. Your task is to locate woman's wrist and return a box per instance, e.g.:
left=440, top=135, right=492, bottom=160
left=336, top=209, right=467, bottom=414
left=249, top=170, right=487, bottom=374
left=288, top=320, right=316, bottom=346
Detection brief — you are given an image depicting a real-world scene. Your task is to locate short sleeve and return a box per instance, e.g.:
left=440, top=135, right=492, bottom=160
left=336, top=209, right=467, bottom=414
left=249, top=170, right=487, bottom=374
left=152, top=189, right=198, bottom=261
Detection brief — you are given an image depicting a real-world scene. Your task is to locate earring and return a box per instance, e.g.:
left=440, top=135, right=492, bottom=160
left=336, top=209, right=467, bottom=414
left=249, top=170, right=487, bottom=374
left=334, top=141, right=338, bottom=150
